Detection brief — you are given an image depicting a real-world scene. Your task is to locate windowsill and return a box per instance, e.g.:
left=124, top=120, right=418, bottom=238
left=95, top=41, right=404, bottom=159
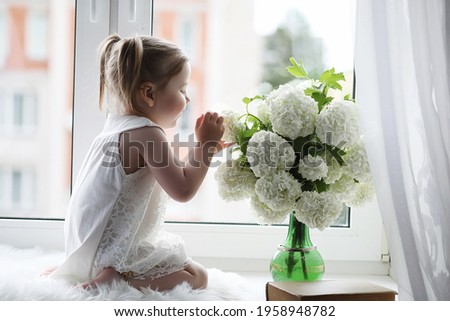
left=0, top=218, right=391, bottom=279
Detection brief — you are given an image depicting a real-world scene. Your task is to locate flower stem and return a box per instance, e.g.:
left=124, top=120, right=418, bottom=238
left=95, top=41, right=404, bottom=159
left=286, top=214, right=308, bottom=279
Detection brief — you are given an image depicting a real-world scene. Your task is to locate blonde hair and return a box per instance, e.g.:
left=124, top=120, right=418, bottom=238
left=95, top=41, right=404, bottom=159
left=98, top=34, right=188, bottom=116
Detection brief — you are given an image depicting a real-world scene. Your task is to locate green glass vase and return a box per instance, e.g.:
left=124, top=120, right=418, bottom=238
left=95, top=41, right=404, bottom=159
left=270, top=213, right=325, bottom=281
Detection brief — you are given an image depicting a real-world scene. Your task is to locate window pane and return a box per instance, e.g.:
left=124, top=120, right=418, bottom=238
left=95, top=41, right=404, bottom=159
left=13, top=93, right=24, bottom=126
left=26, top=9, right=48, bottom=61
left=0, top=0, right=75, bottom=219
left=12, top=170, right=21, bottom=205
left=0, top=9, right=7, bottom=67
left=153, top=0, right=355, bottom=224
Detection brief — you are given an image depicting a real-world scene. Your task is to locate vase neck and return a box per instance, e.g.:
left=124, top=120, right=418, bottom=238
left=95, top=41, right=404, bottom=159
left=284, top=213, right=314, bottom=249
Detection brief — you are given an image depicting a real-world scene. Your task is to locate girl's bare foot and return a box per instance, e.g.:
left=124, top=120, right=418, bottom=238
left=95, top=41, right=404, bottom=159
left=79, top=267, right=122, bottom=289
left=41, top=266, right=58, bottom=277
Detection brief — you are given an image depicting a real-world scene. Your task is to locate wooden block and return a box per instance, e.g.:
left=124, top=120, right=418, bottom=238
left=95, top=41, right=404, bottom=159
left=266, top=280, right=397, bottom=301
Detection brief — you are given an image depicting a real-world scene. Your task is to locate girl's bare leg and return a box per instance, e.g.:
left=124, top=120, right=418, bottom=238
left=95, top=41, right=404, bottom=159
left=78, top=262, right=207, bottom=291
left=128, top=261, right=208, bottom=291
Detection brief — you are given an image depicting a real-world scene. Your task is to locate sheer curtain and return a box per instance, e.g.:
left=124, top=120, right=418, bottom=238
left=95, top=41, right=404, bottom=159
left=355, top=0, right=450, bottom=300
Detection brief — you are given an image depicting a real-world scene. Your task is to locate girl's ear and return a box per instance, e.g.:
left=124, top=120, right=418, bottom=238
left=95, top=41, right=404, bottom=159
left=139, top=82, right=155, bottom=107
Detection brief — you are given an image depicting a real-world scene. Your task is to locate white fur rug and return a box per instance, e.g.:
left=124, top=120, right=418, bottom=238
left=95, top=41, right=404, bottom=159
left=0, top=245, right=260, bottom=300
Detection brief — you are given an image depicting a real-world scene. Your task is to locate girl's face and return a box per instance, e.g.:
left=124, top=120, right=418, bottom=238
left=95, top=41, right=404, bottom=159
left=152, top=62, right=191, bottom=128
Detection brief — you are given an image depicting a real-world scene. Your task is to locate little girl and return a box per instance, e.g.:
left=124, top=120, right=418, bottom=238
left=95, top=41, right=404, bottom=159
left=48, top=34, right=227, bottom=291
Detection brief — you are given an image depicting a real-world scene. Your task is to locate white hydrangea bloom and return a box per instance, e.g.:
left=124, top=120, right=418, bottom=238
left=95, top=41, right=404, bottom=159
left=323, top=156, right=344, bottom=185
left=266, top=84, right=318, bottom=140
left=343, top=138, right=372, bottom=184
left=255, top=171, right=302, bottom=212
left=298, top=154, right=328, bottom=181
left=250, top=194, right=290, bottom=225
left=222, top=110, right=245, bottom=142
left=214, top=159, right=256, bottom=201
left=316, top=100, right=360, bottom=147
left=246, top=130, right=295, bottom=177
left=329, top=174, right=358, bottom=200
left=253, top=100, right=271, bottom=127
left=294, top=191, right=343, bottom=231
left=344, top=182, right=375, bottom=207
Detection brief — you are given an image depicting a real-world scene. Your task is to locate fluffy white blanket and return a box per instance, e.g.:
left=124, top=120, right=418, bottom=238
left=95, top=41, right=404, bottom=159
left=0, top=245, right=260, bottom=301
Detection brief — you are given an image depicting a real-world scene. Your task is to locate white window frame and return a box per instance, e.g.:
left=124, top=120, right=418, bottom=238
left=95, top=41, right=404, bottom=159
left=0, top=0, right=388, bottom=275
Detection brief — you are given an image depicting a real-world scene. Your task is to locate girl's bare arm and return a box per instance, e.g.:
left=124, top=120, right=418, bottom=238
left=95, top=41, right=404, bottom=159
left=132, top=112, right=224, bottom=202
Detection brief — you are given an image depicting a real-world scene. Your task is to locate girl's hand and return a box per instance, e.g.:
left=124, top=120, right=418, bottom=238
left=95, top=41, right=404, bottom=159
left=195, top=112, right=225, bottom=147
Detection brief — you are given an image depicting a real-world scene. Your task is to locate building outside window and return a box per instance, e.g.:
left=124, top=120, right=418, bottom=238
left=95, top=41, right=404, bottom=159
left=0, top=0, right=74, bottom=219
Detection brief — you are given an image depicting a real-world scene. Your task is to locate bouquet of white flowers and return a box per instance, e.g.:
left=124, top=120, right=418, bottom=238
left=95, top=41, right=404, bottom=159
left=215, top=58, right=374, bottom=230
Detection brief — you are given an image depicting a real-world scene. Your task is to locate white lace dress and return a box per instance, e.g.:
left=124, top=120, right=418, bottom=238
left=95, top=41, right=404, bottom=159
left=51, top=114, right=191, bottom=283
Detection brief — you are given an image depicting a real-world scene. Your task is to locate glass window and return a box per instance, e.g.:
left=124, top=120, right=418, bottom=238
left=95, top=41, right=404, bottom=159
left=0, top=0, right=75, bottom=219
left=13, top=92, right=37, bottom=132
left=12, top=170, right=21, bottom=204
left=26, top=8, right=49, bottom=61
left=0, top=9, right=7, bottom=67
left=0, top=168, right=36, bottom=213
left=0, top=91, right=5, bottom=127
left=13, top=94, right=24, bottom=127
left=153, top=0, right=355, bottom=224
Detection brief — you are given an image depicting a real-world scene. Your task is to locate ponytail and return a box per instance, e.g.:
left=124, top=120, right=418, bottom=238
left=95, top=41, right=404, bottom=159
left=116, top=35, right=144, bottom=115
left=98, top=34, right=121, bottom=109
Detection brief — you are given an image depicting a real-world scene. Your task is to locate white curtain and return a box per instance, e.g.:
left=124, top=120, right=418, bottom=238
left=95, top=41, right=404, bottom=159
left=355, top=0, right=450, bottom=300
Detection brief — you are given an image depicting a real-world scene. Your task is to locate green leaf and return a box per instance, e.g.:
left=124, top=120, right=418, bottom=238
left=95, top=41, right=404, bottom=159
left=250, top=120, right=259, bottom=130
left=311, top=92, right=334, bottom=112
left=311, top=92, right=326, bottom=104
left=252, top=95, right=264, bottom=101
left=287, top=57, right=309, bottom=79
left=243, top=128, right=259, bottom=138
left=293, top=134, right=314, bottom=154
left=243, top=95, right=264, bottom=106
left=242, top=97, right=252, bottom=105
left=313, top=179, right=329, bottom=193
left=344, top=94, right=355, bottom=102
left=319, top=68, right=345, bottom=90
left=304, top=87, right=322, bottom=97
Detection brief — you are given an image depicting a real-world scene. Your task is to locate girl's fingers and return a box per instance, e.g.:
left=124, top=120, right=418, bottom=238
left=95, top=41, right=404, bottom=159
left=200, top=112, right=222, bottom=126
left=195, top=114, right=204, bottom=129
left=205, top=112, right=218, bottom=121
